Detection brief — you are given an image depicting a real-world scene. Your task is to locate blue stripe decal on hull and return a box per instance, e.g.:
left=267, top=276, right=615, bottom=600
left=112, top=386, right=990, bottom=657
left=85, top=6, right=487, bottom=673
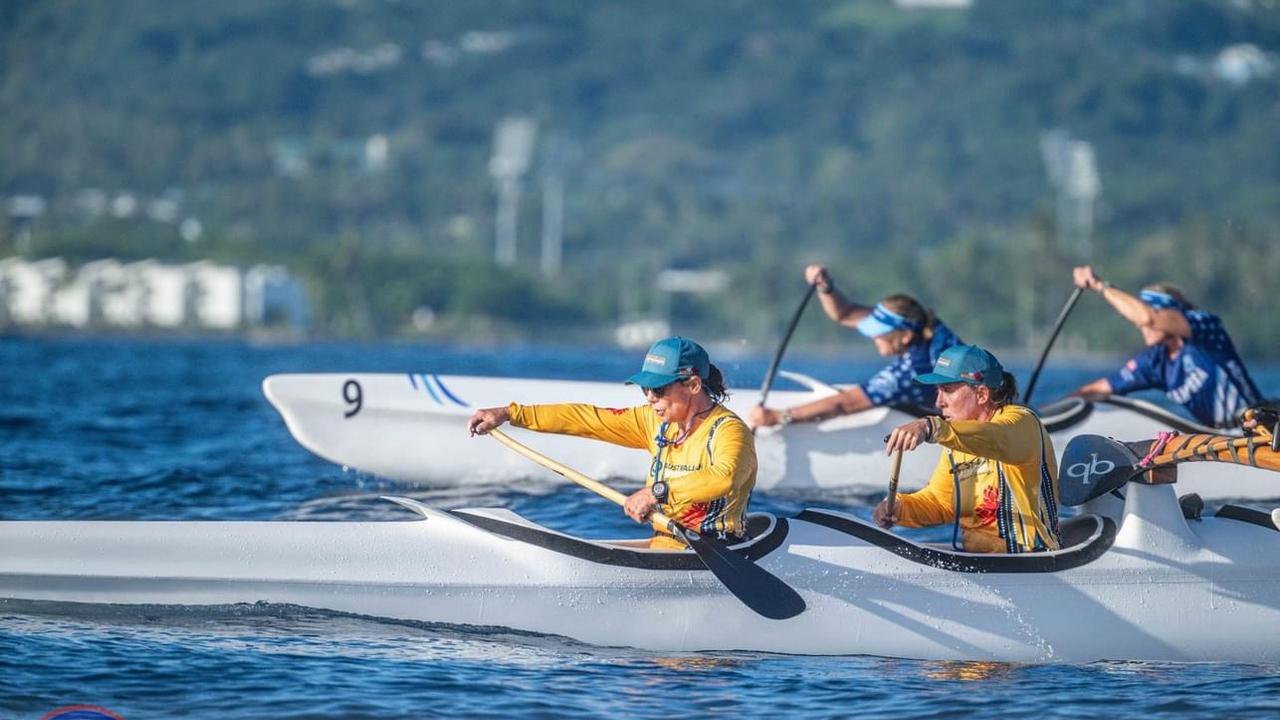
left=432, top=375, right=469, bottom=407
left=419, top=373, right=442, bottom=404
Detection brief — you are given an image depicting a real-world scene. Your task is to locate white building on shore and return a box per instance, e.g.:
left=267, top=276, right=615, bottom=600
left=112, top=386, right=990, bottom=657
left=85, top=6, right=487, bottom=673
left=0, top=256, right=309, bottom=334
left=135, top=260, right=189, bottom=328
left=186, top=260, right=244, bottom=330
left=0, top=257, right=66, bottom=325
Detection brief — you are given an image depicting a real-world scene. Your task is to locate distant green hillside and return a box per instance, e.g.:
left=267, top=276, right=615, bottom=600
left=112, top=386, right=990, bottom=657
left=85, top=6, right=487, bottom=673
left=2, top=0, right=1277, bottom=353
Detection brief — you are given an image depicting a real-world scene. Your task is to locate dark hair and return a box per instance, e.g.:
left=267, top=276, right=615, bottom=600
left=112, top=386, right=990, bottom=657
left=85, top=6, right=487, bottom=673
left=880, top=294, right=937, bottom=342
left=989, top=371, right=1020, bottom=408
left=1142, top=282, right=1196, bottom=310
left=702, top=363, right=730, bottom=404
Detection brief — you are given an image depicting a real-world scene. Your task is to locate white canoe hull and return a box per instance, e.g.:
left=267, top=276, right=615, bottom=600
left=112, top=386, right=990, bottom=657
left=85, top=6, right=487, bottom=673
left=262, top=373, right=1278, bottom=499
left=3, top=484, right=1279, bottom=662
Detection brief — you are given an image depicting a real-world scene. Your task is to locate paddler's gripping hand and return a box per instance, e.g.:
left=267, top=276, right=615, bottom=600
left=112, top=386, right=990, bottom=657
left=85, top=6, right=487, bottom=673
left=747, top=405, right=782, bottom=429
left=803, top=264, right=833, bottom=293
left=624, top=486, right=659, bottom=524
left=467, top=406, right=511, bottom=436
left=1073, top=265, right=1106, bottom=292
left=871, top=498, right=900, bottom=529
left=884, top=418, right=931, bottom=455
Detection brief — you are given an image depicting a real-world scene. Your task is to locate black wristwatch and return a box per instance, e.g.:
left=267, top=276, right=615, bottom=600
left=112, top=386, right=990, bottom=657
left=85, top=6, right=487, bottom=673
left=651, top=480, right=669, bottom=503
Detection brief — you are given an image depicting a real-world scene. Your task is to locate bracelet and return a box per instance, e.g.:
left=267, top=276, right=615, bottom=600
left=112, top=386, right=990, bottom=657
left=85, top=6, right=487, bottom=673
left=1096, top=280, right=1112, bottom=293
left=779, top=411, right=795, bottom=426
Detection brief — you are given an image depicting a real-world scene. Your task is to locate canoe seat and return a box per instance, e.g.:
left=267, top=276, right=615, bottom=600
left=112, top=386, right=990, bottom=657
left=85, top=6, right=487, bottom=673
left=448, top=509, right=791, bottom=570
left=1059, top=514, right=1105, bottom=548
left=1037, top=397, right=1092, bottom=433
left=796, top=509, right=1117, bottom=573
left=744, top=513, right=773, bottom=540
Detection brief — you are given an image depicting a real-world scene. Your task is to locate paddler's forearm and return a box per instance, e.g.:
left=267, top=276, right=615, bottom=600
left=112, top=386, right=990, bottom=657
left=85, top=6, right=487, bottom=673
left=816, top=284, right=873, bottom=326
left=509, top=402, right=648, bottom=449
left=667, top=466, right=736, bottom=506
left=1098, top=285, right=1157, bottom=328
left=932, top=411, right=1039, bottom=465
left=785, top=387, right=872, bottom=424
left=895, top=468, right=955, bottom=528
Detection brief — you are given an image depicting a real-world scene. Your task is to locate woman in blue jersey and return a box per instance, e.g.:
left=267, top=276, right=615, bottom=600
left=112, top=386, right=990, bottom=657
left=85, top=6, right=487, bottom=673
left=1070, top=265, right=1264, bottom=428
left=749, top=264, right=963, bottom=429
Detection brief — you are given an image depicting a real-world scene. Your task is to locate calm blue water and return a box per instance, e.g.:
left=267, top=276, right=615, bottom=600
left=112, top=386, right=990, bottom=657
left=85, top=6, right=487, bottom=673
left=2, top=336, right=1278, bottom=719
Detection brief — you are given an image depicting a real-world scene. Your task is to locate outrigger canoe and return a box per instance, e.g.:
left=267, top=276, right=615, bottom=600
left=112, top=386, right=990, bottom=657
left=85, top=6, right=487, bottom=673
left=3, top=427, right=1279, bottom=663
left=262, top=372, right=1280, bottom=499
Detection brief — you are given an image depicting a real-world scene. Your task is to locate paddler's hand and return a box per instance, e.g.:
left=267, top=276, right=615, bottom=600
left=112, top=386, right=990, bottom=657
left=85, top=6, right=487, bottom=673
left=624, top=486, right=659, bottom=523
left=803, top=264, right=833, bottom=293
left=748, top=405, right=782, bottom=429
left=1072, top=265, right=1106, bottom=292
left=884, top=418, right=931, bottom=454
left=871, top=498, right=899, bottom=529
left=467, top=406, right=510, bottom=436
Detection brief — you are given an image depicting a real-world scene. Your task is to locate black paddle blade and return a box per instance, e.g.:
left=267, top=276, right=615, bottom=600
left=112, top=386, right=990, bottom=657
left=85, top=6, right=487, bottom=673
left=1059, top=434, right=1142, bottom=506
left=674, top=525, right=806, bottom=620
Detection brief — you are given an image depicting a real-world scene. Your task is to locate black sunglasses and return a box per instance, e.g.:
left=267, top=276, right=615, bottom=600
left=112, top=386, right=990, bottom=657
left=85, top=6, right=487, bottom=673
left=642, top=377, right=690, bottom=398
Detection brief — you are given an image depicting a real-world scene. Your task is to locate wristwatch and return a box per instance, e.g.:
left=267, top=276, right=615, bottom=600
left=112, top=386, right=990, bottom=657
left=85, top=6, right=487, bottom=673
left=779, top=410, right=795, bottom=427
left=651, top=480, right=669, bottom=503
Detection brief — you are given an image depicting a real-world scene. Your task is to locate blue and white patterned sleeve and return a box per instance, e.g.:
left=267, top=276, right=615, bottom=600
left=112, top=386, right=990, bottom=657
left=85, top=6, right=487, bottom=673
left=861, top=358, right=919, bottom=406
left=1107, top=346, right=1163, bottom=395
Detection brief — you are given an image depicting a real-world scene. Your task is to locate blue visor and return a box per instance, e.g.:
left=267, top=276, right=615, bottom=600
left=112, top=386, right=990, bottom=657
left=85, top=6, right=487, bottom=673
left=1138, top=290, right=1185, bottom=311
left=855, top=303, right=923, bottom=338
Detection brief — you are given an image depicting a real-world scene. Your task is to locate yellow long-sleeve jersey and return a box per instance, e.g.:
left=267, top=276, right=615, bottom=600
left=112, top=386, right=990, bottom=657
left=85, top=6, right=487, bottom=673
left=508, top=401, right=757, bottom=550
left=895, top=405, right=1061, bottom=553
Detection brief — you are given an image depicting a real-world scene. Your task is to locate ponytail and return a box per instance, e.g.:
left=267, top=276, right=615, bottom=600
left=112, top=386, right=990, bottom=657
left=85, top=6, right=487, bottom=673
left=990, top=371, right=1020, bottom=408
left=703, top=364, right=730, bottom=404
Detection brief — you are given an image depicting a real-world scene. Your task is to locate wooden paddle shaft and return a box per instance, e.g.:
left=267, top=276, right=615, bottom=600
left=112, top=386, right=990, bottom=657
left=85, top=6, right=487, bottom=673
left=886, top=449, right=904, bottom=517
left=488, top=428, right=681, bottom=530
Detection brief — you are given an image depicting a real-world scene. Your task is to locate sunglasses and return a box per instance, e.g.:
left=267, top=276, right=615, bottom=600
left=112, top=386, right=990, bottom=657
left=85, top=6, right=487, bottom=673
left=642, top=378, right=690, bottom=399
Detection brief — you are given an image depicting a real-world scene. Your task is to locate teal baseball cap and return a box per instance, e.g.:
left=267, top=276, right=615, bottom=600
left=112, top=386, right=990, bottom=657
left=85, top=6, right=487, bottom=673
left=914, top=344, right=1004, bottom=388
left=625, top=336, right=710, bottom=388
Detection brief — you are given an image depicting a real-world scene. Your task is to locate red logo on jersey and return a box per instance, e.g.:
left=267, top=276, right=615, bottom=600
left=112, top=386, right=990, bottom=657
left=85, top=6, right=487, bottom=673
left=974, top=485, right=1000, bottom=526
left=679, top=502, right=709, bottom=528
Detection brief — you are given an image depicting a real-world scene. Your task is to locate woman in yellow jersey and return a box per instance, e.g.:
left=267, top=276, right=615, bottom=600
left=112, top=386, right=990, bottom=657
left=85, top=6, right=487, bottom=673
left=466, top=337, right=757, bottom=550
left=873, top=345, right=1061, bottom=554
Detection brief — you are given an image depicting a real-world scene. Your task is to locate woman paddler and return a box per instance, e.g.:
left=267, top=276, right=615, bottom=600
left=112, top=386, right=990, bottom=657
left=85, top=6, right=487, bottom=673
left=873, top=345, right=1062, bottom=554
left=467, top=337, right=756, bottom=550
left=1068, top=265, right=1265, bottom=429
left=749, top=263, right=963, bottom=429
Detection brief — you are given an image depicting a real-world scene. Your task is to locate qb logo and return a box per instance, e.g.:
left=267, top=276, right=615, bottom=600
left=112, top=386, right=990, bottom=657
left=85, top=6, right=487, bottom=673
left=1065, top=453, right=1115, bottom=485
